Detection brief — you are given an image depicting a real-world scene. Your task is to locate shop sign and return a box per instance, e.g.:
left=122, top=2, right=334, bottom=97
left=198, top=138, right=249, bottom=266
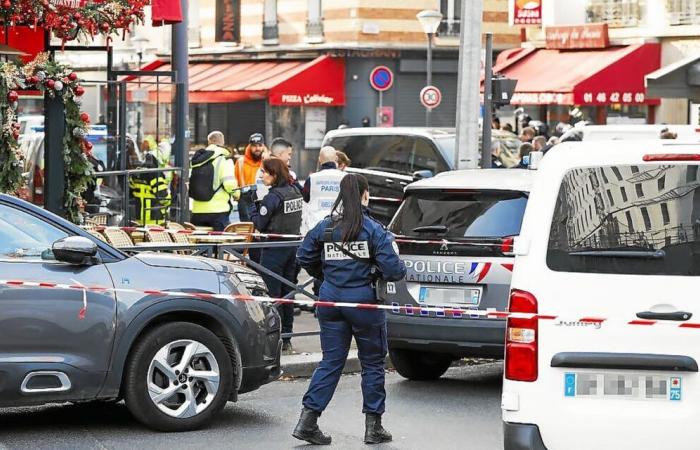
left=545, top=24, right=609, bottom=50
left=280, top=94, right=336, bottom=106
left=510, top=92, right=572, bottom=105
left=215, top=0, right=240, bottom=42
left=326, top=49, right=401, bottom=59
left=579, top=91, right=646, bottom=105
left=51, top=0, right=96, bottom=7
left=510, top=0, right=542, bottom=26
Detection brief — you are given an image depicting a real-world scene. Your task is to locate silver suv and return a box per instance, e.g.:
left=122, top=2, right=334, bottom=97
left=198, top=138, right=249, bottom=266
left=379, top=169, right=534, bottom=380
left=0, top=194, right=281, bottom=431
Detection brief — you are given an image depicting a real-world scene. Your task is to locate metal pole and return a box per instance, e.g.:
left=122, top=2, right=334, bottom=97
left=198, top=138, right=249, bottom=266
left=172, top=0, right=190, bottom=223
left=426, top=32, right=433, bottom=127
left=454, top=0, right=482, bottom=169
left=481, top=33, right=493, bottom=169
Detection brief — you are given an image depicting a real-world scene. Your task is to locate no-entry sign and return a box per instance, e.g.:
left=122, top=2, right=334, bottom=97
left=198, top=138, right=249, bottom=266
left=369, top=66, right=394, bottom=92
left=420, top=85, right=442, bottom=109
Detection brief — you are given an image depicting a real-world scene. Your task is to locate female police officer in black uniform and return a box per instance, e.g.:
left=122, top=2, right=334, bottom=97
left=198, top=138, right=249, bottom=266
left=250, top=158, right=303, bottom=353
left=293, top=174, right=406, bottom=446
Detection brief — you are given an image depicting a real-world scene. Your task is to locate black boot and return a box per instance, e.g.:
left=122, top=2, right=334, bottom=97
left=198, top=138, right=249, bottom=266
left=364, top=413, right=392, bottom=444
left=292, top=407, right=332, bottom=445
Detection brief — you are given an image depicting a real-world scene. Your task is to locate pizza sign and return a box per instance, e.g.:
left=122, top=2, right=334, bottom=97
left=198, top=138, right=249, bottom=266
left=511, top=0, right=542, bottom=25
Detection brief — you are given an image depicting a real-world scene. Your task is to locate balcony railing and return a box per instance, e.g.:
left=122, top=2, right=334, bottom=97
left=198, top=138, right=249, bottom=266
left=667, top=0, right=700, bottom=25
left=586, top=0, right=644, bottom=27
left=437, top=19, right=461, bottom=37
left=306, top=19, right=324, bottom=44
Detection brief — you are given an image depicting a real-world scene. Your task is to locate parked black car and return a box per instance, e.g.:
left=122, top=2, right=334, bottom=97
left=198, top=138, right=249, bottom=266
left=322, top=127, right=521, bottom=224
left=0, top=194, right=281, bottom=431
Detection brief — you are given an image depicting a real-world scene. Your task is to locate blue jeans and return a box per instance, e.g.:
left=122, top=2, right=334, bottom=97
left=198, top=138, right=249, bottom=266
left=302, top=307, right=387, bottom=414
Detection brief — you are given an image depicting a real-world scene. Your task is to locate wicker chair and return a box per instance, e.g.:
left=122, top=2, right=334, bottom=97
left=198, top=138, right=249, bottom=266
left=85, top=213, right=109, bottom=227
left=223, top=222, right=255, bottom=260
left=145, top=228, right=174, bottom=244
left=86, top=229, right=108, bottom=243
left=183, top=222, right=197, bottom=230
left=103, top=228, right=134, bottom=248
left=166, top=222, right=186, bottom=231
left=170, top=231, right=194, bottom=255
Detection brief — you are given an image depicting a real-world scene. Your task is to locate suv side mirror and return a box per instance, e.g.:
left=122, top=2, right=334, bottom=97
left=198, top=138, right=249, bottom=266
left=52, top=237, right=98, bottom=265
left=412, top=170, right=434, bottom=180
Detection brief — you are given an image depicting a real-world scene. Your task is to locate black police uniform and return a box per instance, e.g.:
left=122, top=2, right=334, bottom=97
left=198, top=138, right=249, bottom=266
left=250, top=182, right=303, bottom=343
left=296, top=209, right=406, bottom=415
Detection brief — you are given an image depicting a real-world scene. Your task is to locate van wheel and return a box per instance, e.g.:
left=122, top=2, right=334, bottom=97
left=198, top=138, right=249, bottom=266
left=124, top=322, right=233, bottom=431
left=389, top=349, right=452, bottom=381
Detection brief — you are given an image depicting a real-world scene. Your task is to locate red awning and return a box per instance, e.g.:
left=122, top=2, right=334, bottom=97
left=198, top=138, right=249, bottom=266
left=151, top=0, right=183, bottom=26
left=131, top=55, right=345, bottom=106
left=487, top=43, right=661, bottom=106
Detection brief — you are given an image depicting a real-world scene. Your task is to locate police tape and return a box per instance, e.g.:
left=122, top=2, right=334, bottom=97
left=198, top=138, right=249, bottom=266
left=2, top=279, right=700, bottom=330
left=90, top=226, right=303, bottom=241
left=369, top=196, right=402, bottom=203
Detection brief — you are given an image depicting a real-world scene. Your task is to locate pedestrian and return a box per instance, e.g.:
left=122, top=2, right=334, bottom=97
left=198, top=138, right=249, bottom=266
left=189, top=131, right=239, bottom=231
left=249, top=158, right=303, bottom=353
left=519, top=126, right=535, bottom=143
left=293, top=174, right=406, bottom=445
left=532, top=135, right=547, bottom=152
left=517, top=142, right=534, bottom=169
left=255, top=137, right=301, bottom=201
left=302, top=146, right=347, bottom=234
left=492, top=116, right=501, bottom=130
left=336, top=151, right=351, bottom=171
left=660, top=130, right=678, bottom=139
left=502, top=123, right=514, bottom=133
left=491, top=141, right=504, bottom=168
left=235, top=133, right=266, bottom=221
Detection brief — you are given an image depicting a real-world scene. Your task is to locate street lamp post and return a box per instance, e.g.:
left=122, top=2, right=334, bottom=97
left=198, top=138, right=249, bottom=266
left=417, top=10, right=443, bottom=127
left=131, top=35, right=149, bottom=146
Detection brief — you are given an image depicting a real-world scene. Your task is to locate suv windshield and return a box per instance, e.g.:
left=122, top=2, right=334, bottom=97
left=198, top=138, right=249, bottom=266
left=390, top=189, right=528, bottom=239
left=327, top=135, right=450, bottom=175
left=547, top=164, right=700, bottom=276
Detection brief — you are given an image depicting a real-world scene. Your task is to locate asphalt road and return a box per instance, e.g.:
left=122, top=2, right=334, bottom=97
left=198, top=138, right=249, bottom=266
left=0, top=362, right=504, bottom=450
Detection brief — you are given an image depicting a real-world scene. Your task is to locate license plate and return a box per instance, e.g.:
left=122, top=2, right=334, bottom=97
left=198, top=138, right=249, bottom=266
left=418, top=286, right=482, bottom=306
left=564, top=372, right=682, bottom=401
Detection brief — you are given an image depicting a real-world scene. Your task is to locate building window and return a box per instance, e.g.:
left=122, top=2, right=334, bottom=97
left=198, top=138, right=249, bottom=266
left=687, top=166, right=698, bottom=183
left=606, top=189, right=615, bottom=206
left=635, top=183, right=644, bottom=198
left=631, top=165, right=640, bottom=174
left=640, top=207, right=652, bottom=231
left=625, top=211, right=634, bottom=232
left=306, top=0, right=324, bottom=43
left=658, top=175, right=666, bottom=191
left=586, top=0, right=643, bottom=27
left=612, top=166, right=623, bottom=181
left=661, top=203, right=670, bottom=225
left=620, top=186, right=628, bottom=202
left=601, top=169, right=609, bottom=184
left=439, top=0, right=462, bottom=36
left=263, top=0, right=279, bottom=45
left=667, top=0, right=700, bottom=25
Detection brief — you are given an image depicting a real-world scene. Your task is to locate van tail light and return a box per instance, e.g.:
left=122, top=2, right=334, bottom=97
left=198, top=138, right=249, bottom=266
left=500, top=236, right=516, bottom=255
left=643, top=154, right=700, bottom=162
left=505, top=289, right=538, bottom=382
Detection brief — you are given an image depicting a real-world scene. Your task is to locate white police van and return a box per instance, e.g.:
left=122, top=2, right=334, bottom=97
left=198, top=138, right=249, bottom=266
left=503, top=141, right=700, bottom=450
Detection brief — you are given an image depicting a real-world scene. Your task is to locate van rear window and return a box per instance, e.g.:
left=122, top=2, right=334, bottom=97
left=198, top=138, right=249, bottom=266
left=547, top=165, right=700, bottom=276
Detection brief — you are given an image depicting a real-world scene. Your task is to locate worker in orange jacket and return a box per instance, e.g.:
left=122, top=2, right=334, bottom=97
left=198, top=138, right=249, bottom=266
left=235, top=133, right=266, bottom=221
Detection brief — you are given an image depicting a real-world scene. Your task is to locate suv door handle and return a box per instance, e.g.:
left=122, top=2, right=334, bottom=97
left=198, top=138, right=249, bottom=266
left=636, top=311, right=692, bottom=321
left=384, top=179, right=394, bottom=184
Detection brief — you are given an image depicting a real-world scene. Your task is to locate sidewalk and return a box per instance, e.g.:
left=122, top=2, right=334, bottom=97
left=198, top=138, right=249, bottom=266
left=280, top=310, right=363, bottom=378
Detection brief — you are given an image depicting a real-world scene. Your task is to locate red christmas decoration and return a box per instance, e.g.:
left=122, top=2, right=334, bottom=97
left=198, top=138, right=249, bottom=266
left=68, top=72, right=78, bottom=81
left=80, top=112, right=90, bottom=123
left=74, top=85, right=85, bottom=96
left=6, top=90, right=18, bottom=103
left=46, top=79, right=55, bottom=89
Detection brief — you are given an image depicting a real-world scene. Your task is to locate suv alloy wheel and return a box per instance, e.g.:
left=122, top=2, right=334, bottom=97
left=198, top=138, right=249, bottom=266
left=124, top=322, right=234, bottom=431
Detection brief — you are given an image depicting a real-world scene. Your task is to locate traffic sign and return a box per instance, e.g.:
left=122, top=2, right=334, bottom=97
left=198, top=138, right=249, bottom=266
left=369, top=66, right=394, bottom=92
left=420, top=85, right=442, bottom=110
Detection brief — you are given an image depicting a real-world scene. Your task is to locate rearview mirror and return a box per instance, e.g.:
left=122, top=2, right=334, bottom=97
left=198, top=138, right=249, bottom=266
left=412, top=170, right=434, bottom=180
left=52, top=237, right=98, bottom=266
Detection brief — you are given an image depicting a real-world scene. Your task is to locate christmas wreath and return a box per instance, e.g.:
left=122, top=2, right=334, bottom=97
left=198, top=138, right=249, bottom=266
left=0, top=52, right=93, bottom=223
left=0, top=0, right=148, bottom=44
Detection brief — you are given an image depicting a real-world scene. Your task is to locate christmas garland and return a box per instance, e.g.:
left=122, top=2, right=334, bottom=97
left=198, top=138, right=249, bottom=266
left=0, top=0, right=148, bottom=43
left=0, top=53, right=93, bottom=223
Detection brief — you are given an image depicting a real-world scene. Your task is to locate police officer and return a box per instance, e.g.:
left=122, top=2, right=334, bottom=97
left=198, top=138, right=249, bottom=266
left=250, top=158, right=303, bottom=353
left=301, top=146, right=346, bottom=234
left=293, top=174, right=406, bottom=446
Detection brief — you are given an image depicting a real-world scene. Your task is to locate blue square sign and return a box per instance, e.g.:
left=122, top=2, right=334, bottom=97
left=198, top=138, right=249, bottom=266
left=564, top=373, right=576, bottom=397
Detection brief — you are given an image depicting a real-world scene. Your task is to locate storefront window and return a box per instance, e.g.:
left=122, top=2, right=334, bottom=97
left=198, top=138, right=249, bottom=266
left=586, top=0, right=644, bottom=27
left=606, top=104, right=648, bottom=124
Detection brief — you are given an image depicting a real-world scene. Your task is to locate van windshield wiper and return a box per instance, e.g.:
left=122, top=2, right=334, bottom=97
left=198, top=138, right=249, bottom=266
left=411, top=225, right=448, bottom=234
left=569, top=249, right=666, bottom=259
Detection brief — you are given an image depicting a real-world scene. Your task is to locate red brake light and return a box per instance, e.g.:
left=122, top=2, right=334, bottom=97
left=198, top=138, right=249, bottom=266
left=500, top=236, right=515, bottom=255
left=643, top=154, right=700, bottom=162
left=505, top=289, right=538, bottom=382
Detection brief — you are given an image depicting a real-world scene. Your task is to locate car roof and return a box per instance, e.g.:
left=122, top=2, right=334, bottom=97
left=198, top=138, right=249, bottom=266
left=406, top=169, right=535, bottom=192
left=541, top=140, right=700, bottom=170
left=324, top=127, right=456, bottom=140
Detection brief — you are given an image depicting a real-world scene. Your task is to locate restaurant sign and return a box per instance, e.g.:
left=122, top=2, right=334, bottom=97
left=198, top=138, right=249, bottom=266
left=510, top=0, right=542, bottom=26
left=546, top=24, right=609, bottom=50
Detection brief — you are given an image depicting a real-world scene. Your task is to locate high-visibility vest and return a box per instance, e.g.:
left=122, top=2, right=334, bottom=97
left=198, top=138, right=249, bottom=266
left=191, top=147, right=237, bottom=214
left=130, top=176, right=171, bottom=225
